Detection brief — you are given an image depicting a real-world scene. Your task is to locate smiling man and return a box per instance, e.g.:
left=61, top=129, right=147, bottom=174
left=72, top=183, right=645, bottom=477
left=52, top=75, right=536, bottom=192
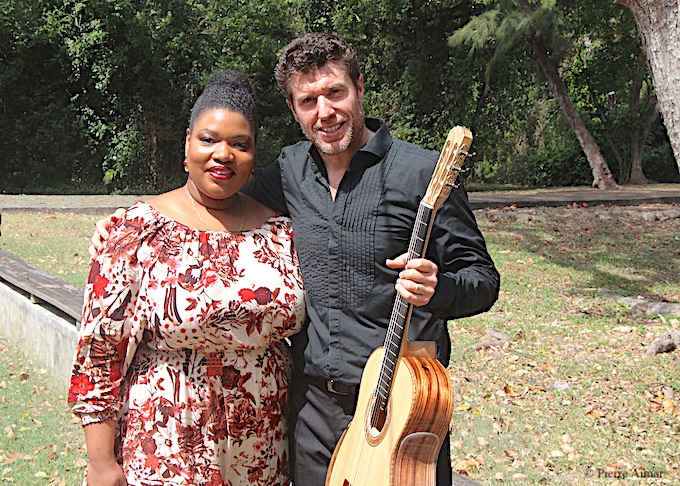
left=242, top=33, right=500, bottom=485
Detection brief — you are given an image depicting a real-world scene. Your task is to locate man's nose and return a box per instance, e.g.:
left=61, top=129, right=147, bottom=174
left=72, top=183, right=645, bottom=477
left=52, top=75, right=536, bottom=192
left=317, top=96, right=335, bottom=119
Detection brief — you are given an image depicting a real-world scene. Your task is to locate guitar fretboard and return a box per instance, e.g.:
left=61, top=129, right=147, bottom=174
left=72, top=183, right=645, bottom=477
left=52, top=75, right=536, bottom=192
left=375, top=202, right=433, bottom=408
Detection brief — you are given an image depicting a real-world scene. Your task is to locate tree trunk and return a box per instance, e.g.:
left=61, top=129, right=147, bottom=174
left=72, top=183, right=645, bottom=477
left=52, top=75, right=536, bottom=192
left=618, top=0, right=680, bottom=175
left=531, top=38, right=620, bottom=189
left=515, top=0, right=620, bottom=189
left=627, top=52, right=657, bottom=184
left=629, top=102, right=660, bottom=184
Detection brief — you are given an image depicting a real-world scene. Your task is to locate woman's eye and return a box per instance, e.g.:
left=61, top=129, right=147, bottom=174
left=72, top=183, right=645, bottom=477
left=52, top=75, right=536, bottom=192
left=200, top=137, right=214, bottom=144
left=233, top=141, right=250, bottom=150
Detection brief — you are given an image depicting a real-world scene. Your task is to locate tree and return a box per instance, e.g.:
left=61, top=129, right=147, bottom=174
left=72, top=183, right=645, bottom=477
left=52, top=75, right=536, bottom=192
left=616, top=0, right=680, bottom=174
left=450, top=0, right=620, bottom=189
left=562, top=2, right=661, bottom=184
left=0, top=0, right=100, bottom=193
left=40, top=0, right=297, bottom=192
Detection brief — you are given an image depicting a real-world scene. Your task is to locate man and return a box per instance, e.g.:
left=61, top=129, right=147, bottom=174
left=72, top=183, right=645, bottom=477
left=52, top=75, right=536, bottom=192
left=92, top=33, right=499, bottom=485
left=244, top=33, right=499, bottom=485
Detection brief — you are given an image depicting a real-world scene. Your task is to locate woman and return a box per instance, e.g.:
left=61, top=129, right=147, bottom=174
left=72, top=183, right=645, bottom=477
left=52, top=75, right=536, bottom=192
left=68, top=70, right=305, bottom=485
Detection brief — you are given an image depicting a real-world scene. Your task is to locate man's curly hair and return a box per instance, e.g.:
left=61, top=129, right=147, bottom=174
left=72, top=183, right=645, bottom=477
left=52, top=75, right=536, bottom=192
left=274, top=33, right=361, bottom=100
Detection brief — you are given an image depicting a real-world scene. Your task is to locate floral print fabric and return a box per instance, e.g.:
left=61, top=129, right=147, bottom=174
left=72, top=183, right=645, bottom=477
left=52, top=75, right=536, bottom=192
left=68, top=201, right=305, bottom=485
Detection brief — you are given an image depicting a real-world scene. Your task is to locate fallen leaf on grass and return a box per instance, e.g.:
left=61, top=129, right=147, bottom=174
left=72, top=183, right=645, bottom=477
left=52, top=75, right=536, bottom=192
left=73, top=457, right=87, bottom=468
left=561, top=443, right=576, bottom=454
left=585, top=407, right=606, bottom=419
left=539, top=362, right=554, bottom=372
left=662, top=398, right=677, bottom=416
left=453, top=455, right=486, bottom=474
left=504, top=449, right=519, bottom=460
left=613, top=326, right=636, bottom=333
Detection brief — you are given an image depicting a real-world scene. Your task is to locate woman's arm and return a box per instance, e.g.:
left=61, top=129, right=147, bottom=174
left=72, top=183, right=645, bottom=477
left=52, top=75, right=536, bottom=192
left=83, top=420, right=127, bottom=485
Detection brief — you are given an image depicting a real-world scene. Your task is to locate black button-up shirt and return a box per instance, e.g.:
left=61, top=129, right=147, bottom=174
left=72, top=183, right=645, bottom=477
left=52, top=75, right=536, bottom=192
left=243, top=119, right=500, bottom=385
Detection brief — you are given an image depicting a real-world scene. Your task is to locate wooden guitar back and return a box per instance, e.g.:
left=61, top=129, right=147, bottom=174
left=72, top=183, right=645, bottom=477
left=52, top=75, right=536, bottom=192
left=325, top=347, right=454, bottom=486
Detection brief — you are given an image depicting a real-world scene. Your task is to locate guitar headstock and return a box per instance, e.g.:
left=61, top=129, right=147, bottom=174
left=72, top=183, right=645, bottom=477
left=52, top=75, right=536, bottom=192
left=422, top=126, right=473, bottom=209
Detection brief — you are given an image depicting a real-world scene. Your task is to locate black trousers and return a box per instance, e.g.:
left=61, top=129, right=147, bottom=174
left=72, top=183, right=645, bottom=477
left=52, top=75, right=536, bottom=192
left=289, top=376, right=453, bottom=486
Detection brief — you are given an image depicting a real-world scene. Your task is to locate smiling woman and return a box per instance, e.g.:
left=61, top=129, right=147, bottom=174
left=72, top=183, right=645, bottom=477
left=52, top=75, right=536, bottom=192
left=66, top=70, right=306, bottom=486
left=182, top=105, right=255, bottom=232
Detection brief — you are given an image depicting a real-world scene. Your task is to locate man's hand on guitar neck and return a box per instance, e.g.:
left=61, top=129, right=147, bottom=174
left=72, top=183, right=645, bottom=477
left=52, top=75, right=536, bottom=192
left=386, top=253, right=438, bottom=307
left=88, top=208, right=126, bottom=264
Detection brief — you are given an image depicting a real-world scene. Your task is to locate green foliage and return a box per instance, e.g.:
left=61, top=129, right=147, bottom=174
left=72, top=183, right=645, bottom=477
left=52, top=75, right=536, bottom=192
left=1, top=0, right=298, bottom=193
left=0, top=0, right=102, bottom=194
left=0, top=0, right=676, bottom=193
left=449, top=0, right=677, bottom=186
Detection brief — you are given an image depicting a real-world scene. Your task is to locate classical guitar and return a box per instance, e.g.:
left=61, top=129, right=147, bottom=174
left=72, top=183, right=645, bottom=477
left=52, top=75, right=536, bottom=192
left=325, top=126, right=473, bottom=486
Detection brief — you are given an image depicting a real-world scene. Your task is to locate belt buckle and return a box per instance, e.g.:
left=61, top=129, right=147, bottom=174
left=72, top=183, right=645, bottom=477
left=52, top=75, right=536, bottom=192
left=327, top=379, right=349, bottom=396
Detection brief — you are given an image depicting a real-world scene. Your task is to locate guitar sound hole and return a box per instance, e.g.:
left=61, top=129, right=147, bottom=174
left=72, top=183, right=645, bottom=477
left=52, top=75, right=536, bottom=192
left=370, top=405, right=387, bottom=431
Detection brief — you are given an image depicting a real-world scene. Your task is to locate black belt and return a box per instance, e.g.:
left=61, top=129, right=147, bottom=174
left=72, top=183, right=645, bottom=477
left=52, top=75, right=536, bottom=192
left=307, top=376, right=358, bottom=396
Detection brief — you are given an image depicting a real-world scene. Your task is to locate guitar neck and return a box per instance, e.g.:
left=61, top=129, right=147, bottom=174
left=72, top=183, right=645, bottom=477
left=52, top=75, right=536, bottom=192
left=375, top=201, right=435, bottom=407
left=371, top=125, right=472, bottom=413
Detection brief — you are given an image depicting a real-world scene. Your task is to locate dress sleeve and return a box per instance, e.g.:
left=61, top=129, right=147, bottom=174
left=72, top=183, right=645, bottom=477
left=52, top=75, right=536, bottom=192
left=68, top=218, right=145, bottom=426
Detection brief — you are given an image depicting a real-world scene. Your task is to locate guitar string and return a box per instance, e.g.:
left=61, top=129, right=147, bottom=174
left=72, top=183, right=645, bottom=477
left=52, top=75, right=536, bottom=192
left=375, top=203, right=429, bottom=406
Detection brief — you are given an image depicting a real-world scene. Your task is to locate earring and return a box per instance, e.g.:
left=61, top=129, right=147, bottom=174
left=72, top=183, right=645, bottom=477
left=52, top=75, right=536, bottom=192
left=183, top=159, right=189, bottom=173
left=249, top=169, right=255, bottom=181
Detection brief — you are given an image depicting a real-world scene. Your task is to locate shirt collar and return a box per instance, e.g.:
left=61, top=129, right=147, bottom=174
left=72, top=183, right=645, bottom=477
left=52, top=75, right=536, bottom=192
left=360, top=118, right=392, bottom=160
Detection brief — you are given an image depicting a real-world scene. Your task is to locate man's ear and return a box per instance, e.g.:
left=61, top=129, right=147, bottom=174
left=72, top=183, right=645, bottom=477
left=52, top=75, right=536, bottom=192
left=357, top=74, right=365, bottom=103
left=286, top=99, right=300, bottom=123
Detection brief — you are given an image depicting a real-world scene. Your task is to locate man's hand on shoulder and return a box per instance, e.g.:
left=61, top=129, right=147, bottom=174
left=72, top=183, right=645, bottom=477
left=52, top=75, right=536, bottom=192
left=88, top=208, right=126, bottom=263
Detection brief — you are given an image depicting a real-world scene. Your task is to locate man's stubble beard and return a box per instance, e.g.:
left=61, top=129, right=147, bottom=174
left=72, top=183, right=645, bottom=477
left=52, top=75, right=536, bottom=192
left=305, top=104, right=365, bottom=157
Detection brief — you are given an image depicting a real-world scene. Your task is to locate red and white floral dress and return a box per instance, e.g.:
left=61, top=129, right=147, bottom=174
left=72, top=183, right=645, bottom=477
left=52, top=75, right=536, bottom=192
left=68, top=201, right=305, bottom=485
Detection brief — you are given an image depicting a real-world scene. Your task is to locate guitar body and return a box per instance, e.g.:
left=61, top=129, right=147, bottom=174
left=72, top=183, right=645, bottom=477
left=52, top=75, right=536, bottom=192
left=326, top=346, right=454, bottom=486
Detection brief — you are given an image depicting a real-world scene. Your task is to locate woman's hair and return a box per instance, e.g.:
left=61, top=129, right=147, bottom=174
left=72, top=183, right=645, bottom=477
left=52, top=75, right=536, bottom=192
left=189, top=70, right=259, bottom=139
left=274, top=32, right=361, bottom=100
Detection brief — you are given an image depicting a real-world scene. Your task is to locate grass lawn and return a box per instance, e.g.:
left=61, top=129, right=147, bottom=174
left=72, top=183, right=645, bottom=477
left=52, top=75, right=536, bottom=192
left=0, top=203, right=678, bottom=484
left=0, top=337, right=87, bottom=484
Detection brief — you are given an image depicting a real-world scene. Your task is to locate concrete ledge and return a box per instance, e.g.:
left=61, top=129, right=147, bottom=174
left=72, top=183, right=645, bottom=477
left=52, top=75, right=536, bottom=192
left=0, top=250, right=81, bottom=389
left=0, top=281, right=78, bottom=388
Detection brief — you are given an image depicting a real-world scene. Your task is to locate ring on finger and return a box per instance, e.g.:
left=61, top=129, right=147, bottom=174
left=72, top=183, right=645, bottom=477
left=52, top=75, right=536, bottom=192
left=415, top=284, right=420, bottom=294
